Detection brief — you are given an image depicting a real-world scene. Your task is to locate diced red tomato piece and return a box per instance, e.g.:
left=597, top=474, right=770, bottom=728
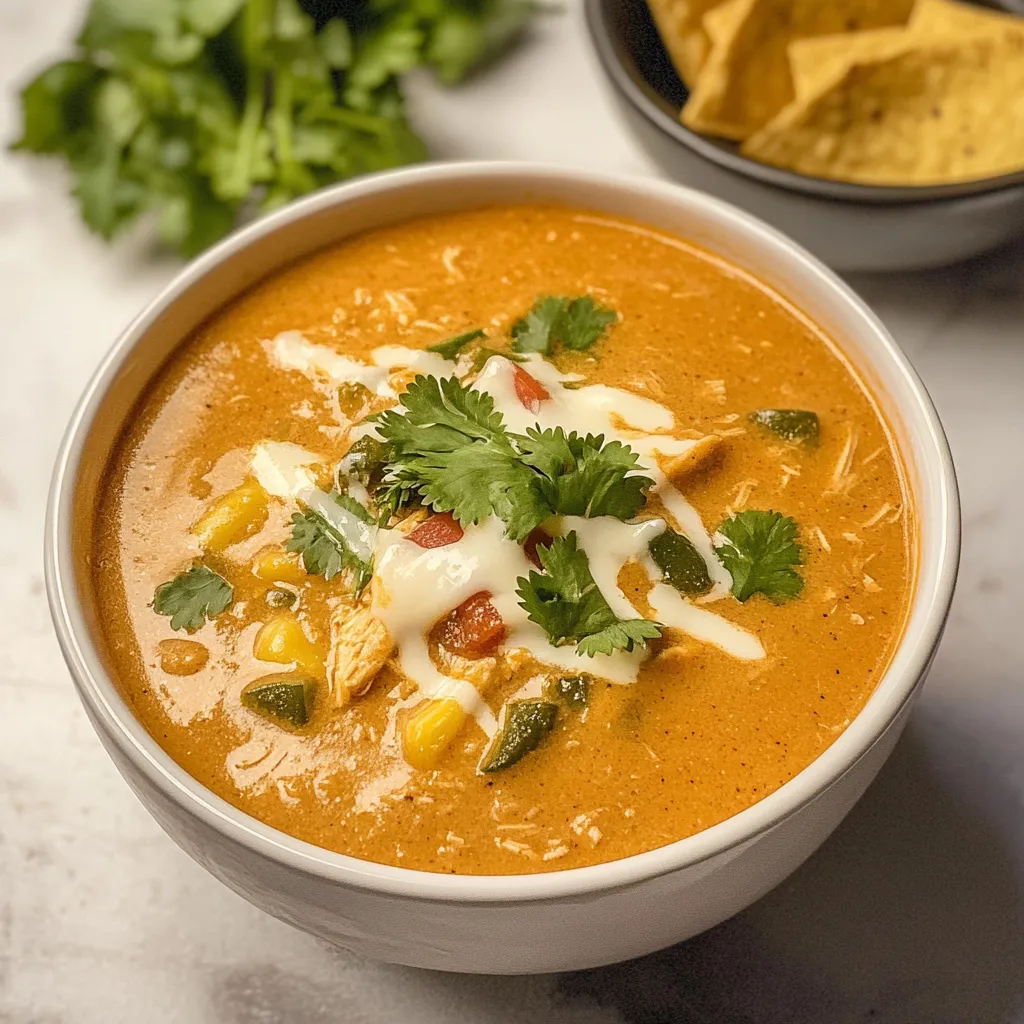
left=513, top=365, right=550, bottom=414
left=408, top=512, right=464, bottom=549
left=439, top=591, right=506, bottom=658
left=523, top=527, right=553, bottom=569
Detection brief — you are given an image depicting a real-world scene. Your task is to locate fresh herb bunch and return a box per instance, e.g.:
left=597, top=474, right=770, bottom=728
left=11, top=0, right=537, bottom=256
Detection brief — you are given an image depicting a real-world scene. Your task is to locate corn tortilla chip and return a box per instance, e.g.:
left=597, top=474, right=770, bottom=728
left=911, top=0, right=1024, bottom=39
left=681, top=0, right=915, bottom=141
left=646, top=0, right=727, bottom=84
left=704, top=0, right=749, bottom=46
left=788, top=28, right=913, bottom=101
left=741, top=33, right=1024, bottom=186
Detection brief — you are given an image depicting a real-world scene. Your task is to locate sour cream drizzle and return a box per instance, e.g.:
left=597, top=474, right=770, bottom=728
left=261, top=334, right=766, bottom=732
left=271, top=332, right=454, bottom=398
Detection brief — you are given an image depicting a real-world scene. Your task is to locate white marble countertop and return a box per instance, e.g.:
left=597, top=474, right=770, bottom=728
left=2, top=3, right=1023, bottom=1021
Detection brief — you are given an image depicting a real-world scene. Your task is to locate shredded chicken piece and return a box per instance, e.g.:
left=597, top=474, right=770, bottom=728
left=436, top=648, right=511, bottom=695
left=327, top=601, right=395, bottom=706
left=394, top=508, right=430, bottom=534
left=658, top=434, right=722, bottom=485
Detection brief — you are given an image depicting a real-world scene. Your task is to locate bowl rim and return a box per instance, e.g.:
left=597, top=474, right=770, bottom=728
left=45, top=160, right=960, bottom=904
left=584, top=0, right=1024, bottom=206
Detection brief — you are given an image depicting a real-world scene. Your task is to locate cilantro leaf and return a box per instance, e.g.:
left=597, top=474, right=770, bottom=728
left=715, top=510, right=804, bottom=603
left=375, top=374, right=544, bottom=539
left=287, top=492, right=374, bottom=591
left=560, top=295, right=619, bottom=350
left=516, top=427, right=654, bottom=520
left=516, top=533, right=661, bottom=656
left=511, top=295, right=618, bottom=355
left=154, top=564, right=233, bottom=632
left=375, top=376, right=656, bottom=540
left=377, top=374, right=508, bottom=448
left=577, top=620, right=665, bottom=658
left=510, top=296, right=568, bottom=354
left=426, top=0, right=537, bottom=85
left=427, top=328, right=486, bottom=360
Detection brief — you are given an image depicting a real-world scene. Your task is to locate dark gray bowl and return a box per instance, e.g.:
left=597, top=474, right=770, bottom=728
left=584, top=0, right=1024, bottom=271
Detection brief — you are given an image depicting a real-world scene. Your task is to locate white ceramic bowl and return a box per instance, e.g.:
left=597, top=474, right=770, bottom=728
left=45, top=162, right=960, bottom=974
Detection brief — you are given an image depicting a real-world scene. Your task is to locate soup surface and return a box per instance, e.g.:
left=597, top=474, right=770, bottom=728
left=94, top=205, right=914, bottom=874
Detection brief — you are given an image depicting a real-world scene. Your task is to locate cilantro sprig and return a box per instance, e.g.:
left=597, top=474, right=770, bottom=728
left=715, top=510, right=804, bottom=603
left=518, top=427, right=651, bottom=521
left=10, top=0, right=538, bottom=256
left=154, top=564, right=233, bottom=632
left=287, top=492, right=374, bottom=592
left=511, top=295, right=617, bottom=355
left=517, top=533, right=662, bottom=656
left=374, top=375, right=654, bottom=540
left=427, top=328, right=486, bottom=360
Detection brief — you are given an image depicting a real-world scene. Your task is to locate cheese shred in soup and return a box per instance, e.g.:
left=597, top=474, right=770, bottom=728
left=93, top=206, right=914, bottom=874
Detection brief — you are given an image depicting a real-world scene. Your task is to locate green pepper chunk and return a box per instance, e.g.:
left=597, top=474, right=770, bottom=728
left=241, top=673, right=317, bottom=729
left=649, top=529, right=713, bottom=596
left=337, top=381, right=373, bottom=420
left=749, top=409, right=820, bottom=445
left=546, top=674, right=590, bottom=709
left=338, top=436, right=392, bottom=489
left=480, top=700, right=558, bottom=773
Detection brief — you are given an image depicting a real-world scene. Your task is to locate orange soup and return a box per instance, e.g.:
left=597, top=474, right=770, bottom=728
left=93, top=205, right=914, bottom=873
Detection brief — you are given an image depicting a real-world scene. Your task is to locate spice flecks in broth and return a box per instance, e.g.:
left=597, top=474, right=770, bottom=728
left=94, top=205, right=913, bottom=874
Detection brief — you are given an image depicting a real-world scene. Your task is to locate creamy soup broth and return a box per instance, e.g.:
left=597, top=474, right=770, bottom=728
left=93, top=205, right=914, bottom=874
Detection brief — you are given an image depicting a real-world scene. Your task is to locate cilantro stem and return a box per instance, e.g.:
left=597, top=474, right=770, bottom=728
left=224, top=0, right=272, bottom=201
left=271, top=69, right=294, bottom=168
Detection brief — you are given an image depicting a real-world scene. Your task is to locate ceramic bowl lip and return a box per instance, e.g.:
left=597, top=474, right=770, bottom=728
left=45, top=160, right=960, bottom=905
left=584, top=0, right=1024, bottom=206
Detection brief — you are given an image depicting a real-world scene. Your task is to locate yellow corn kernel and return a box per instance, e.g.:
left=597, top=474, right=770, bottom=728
left=192, top=481, right=269, bottom=553
left=253, top=547, right=307, bottom=585
left=254, top=615, right=325, bottom=677
left=402, top=699, right=468, bottom=771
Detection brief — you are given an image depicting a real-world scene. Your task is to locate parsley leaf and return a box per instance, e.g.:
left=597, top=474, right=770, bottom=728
left=287, top=492, right=374, bottom=591
left=154, top=564, right=233, bottom=632
left=516, top=533, right=661, bottom=656
left=510, top=295, right=618, bottom=355
left=517, top=427, right=653, bottom=520
left=427, top=328, right=485, bottom=360
left=715, top=510, right=804, bottom=603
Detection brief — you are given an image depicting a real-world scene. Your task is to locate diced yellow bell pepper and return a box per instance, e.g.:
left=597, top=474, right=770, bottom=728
left=254, top=614, right=325, bottom=677
left=192, top=481, right=269, bottom=553
left=252, top=547, right=307, bottom=585
left=402, top=698, right=468, bottom=771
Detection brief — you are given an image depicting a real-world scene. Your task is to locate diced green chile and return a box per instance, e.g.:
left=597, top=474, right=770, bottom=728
left=337, top=436, right=392, bottom=488
left=546, top=674, right=590, bottom=709
left=337, top=381, right=373, bottom=420
left=649, top=529, right=713, bottom=596
left=749, top=409, right=820, bottom=445
left=241, top=674, right=317, bottom=728
left=481, top=700, right=558, bottom=773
